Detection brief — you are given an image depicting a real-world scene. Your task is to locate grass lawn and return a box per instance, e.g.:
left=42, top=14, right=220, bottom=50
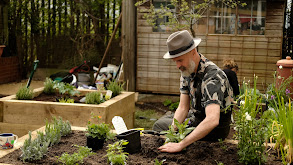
left=134, top=108, right=164, bottom=130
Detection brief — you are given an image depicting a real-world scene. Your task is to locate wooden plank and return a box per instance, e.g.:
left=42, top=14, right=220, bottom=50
left=137, top=26, right=153, bottom=33
left=266, top=23, right=283, bottom=30
left=242, top=42, right=256, bottom=49
left=265, top=30, right=283, bottom=37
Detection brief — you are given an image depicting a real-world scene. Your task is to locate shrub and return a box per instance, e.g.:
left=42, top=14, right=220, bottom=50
left=85, top=91, right=104, bottom=104
left=16, top=86, right=34, bottom=100
left=57, top=145, right=95, bottom=165
left=43, top=77, right=56, bottom=94
left=53, top=82, right=80, bottom=96
left=106, top=80, right=124, bottom=97
left=106, top=140, right=129, bottom=165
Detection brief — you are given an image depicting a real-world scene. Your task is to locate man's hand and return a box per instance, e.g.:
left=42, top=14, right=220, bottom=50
left=158, top=142, right=184, bottom=153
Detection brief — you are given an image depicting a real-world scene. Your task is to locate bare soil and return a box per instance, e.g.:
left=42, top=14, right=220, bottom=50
left=32, top=92, right=84, bottom=103
left=0, top=131, right=283, bottom=165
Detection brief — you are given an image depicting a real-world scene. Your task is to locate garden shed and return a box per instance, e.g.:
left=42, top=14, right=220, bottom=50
left=136, top=0, right=285, bottom=94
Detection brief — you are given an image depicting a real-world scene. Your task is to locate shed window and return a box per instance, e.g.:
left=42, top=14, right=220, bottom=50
left=151, top=0, right=266, bottom=35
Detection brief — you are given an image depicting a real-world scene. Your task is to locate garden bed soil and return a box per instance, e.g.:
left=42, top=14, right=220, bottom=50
left=32, top=92, right=84, bottom=103
left=0, top=131, right=283, bottom=165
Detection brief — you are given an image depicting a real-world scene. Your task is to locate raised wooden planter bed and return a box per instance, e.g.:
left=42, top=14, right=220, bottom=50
left=0, top=87, right=135, bottom=137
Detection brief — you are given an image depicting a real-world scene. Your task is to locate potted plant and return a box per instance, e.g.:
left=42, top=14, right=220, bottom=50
left=86, top=114, right=114, bottom=150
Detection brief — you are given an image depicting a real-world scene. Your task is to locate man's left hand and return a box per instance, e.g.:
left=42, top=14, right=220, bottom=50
left=158, top=142, right=184, bottom=153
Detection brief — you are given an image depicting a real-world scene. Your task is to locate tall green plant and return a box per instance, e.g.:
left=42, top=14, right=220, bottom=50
left=234, top=76, right=268, bottom=164
left=43, top=77, right=56, bottom=94
left=106, top=80, right=124, bottom=97
left=16, top=86, right=34, bottom=100
left=106, top=140, right=129, bottom=165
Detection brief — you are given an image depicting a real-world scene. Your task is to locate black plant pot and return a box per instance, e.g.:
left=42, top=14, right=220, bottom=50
left=86, top=136, right=105, bottom=150
left=116, top=130, right=141, bottom=154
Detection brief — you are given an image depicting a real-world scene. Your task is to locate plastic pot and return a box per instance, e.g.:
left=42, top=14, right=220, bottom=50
left=116, top=130, right=141, bottom=154
left=86, top=136, right=105, bottom=150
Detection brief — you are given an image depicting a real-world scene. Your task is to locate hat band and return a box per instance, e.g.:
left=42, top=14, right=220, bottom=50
left=169, top=40, right=194, bottom=55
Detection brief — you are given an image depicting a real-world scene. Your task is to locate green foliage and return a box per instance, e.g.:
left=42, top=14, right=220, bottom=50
left=154, top=158, right=166, bottom=165
left=21, top=131, right=50, bottom=162
left=135, top=0, right=246, bottom=37
left=16, top=86, right=34, bottom=100
left=59, top=97, right=75, bottom=103
left=43, top=77, right=56, bottom=94
left=106, top=140, right=129, bottom=165
left=86, top=114, right=114, bottom=140
left=21, top=117, right=72, bottom=162
left=85, top=91, right=105, bottom=104
left=53, top=82, right=80, bottom=96
left=57, top=145, right=96, bottom=165
left=169, top=102, right=179, bottom=111
left=235, top=76, right=268, bottom=164
left=106, top=80, right=124, bottom=97
left=163, top=99, right=172, bottom=106
left=161, top=118, right=194, bottom=144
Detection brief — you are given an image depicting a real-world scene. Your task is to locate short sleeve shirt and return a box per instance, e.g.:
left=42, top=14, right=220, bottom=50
left=180, top=54, right=233, bottom=116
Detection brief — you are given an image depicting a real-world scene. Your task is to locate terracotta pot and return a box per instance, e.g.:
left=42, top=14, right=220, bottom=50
left=0, top=45, right=5, bottom=57
left=276, top=56, right=293, bottom=95
left=86, top=136, right=105, bottom=150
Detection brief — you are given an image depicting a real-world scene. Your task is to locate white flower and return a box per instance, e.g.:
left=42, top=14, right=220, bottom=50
left=278, top=76, right=282, bottom=79
left=240, top=100, right=245, bottom=105
left=245, top=112, right=252, bottom=121
left=279, top=65, right=283, bottom=69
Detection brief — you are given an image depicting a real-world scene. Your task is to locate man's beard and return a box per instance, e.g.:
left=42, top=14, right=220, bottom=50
left=180, top=60, right=196, bottom=77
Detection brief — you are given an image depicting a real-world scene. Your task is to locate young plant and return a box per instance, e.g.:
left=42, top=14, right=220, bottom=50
left=163, top=99, right=172, bottom=106
left=154, top=158, right=166, bottom=165
left=106, top=140, right=129, bottom=165
left=53, top=82, right=80, bottom=96
left=20, top=131, right=50, bottom=162
left=106, top=80, right=124, bottom=97
left=59, top=97, right=75, bottom=103
left=234, top=76, right=268, bottom=164
left=86, top=114, right=114, bottom=140
left=57, top=145, right=95, bottom=165
left=43, top=77, right=56, bottom=94
left=85, top=91, right=104, bottom=104
left=16, top=86, right=34, bottom=100
left=161, top=118, right=194, bottom=144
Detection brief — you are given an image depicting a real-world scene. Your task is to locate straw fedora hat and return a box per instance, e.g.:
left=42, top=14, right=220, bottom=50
left=163, top=30, right=201, bottom=59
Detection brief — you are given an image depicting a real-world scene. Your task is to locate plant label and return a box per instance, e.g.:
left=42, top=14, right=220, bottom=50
left=112, top=116, right=128, bottom=135
left=105, top=90, right=112, bottom=100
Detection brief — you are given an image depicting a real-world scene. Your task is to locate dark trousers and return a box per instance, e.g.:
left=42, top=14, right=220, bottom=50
left=153, top=110, right=231, bottom=141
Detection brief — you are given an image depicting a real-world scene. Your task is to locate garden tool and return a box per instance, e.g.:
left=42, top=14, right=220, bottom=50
left=142, top=130, right=167, bottom=136
left=26, top=60, right=39, bottom=88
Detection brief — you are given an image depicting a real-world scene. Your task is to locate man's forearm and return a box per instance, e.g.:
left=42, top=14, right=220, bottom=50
left=179, top=117, right=218, bottom=148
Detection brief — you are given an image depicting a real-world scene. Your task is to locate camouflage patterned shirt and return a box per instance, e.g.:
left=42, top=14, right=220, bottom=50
left=180, top=54, right=233, bottom=118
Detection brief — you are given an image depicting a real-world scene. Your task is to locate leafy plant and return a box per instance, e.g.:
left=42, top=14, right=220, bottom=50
left=106, top=80, right=124, bottom=97
left=52, top=116, right=72, bottom=136
left=163, top=99, right=172, bottom=106
left=234, top=76, right=268, bottom=164
left=59, top=97, right=75, bottom=103
left=57, top=145, right=95, bottom=165
left=161, top=118, right=194, bottom=144
left=86, top=114, right=114, bottom=140
left=85, top=91, right=104, bottom=104
left=16, top=86, right=34, bottom=100
left=21, top=131, right=50, bottom=162
left=43, top=77, right=56, bottom=94
left=106, top=140, right=129, bottom=165
left=53, top=82, right=80, bottom=96
left=169, top=102, right=179, bottom=111
left=154, top=158, right=166, bottom=165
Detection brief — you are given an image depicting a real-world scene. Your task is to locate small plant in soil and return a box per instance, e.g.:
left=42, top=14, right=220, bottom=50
left=161, top=118, right=194, bottom=144
left=21, top=117, right=72, bottom=162
left=162, top=99, right=179, bottom=111
left=59, top=97, right=75, bottom=103
left=86, top=114, right=114, bottom=140
left=43, top=77, right=56, bottom=94
left=154, top=158, right=166, bottom=165
left=106, top=80, right=124, bottom=97
left=57, top=145, right=96, bottom=165
left=106, top=140, right=129, bottom=165
left=53, top=82, right=80, bottom=96
left=16, top=86, right=34, bottom=100
left=85, top=91, right=105, bottom=104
